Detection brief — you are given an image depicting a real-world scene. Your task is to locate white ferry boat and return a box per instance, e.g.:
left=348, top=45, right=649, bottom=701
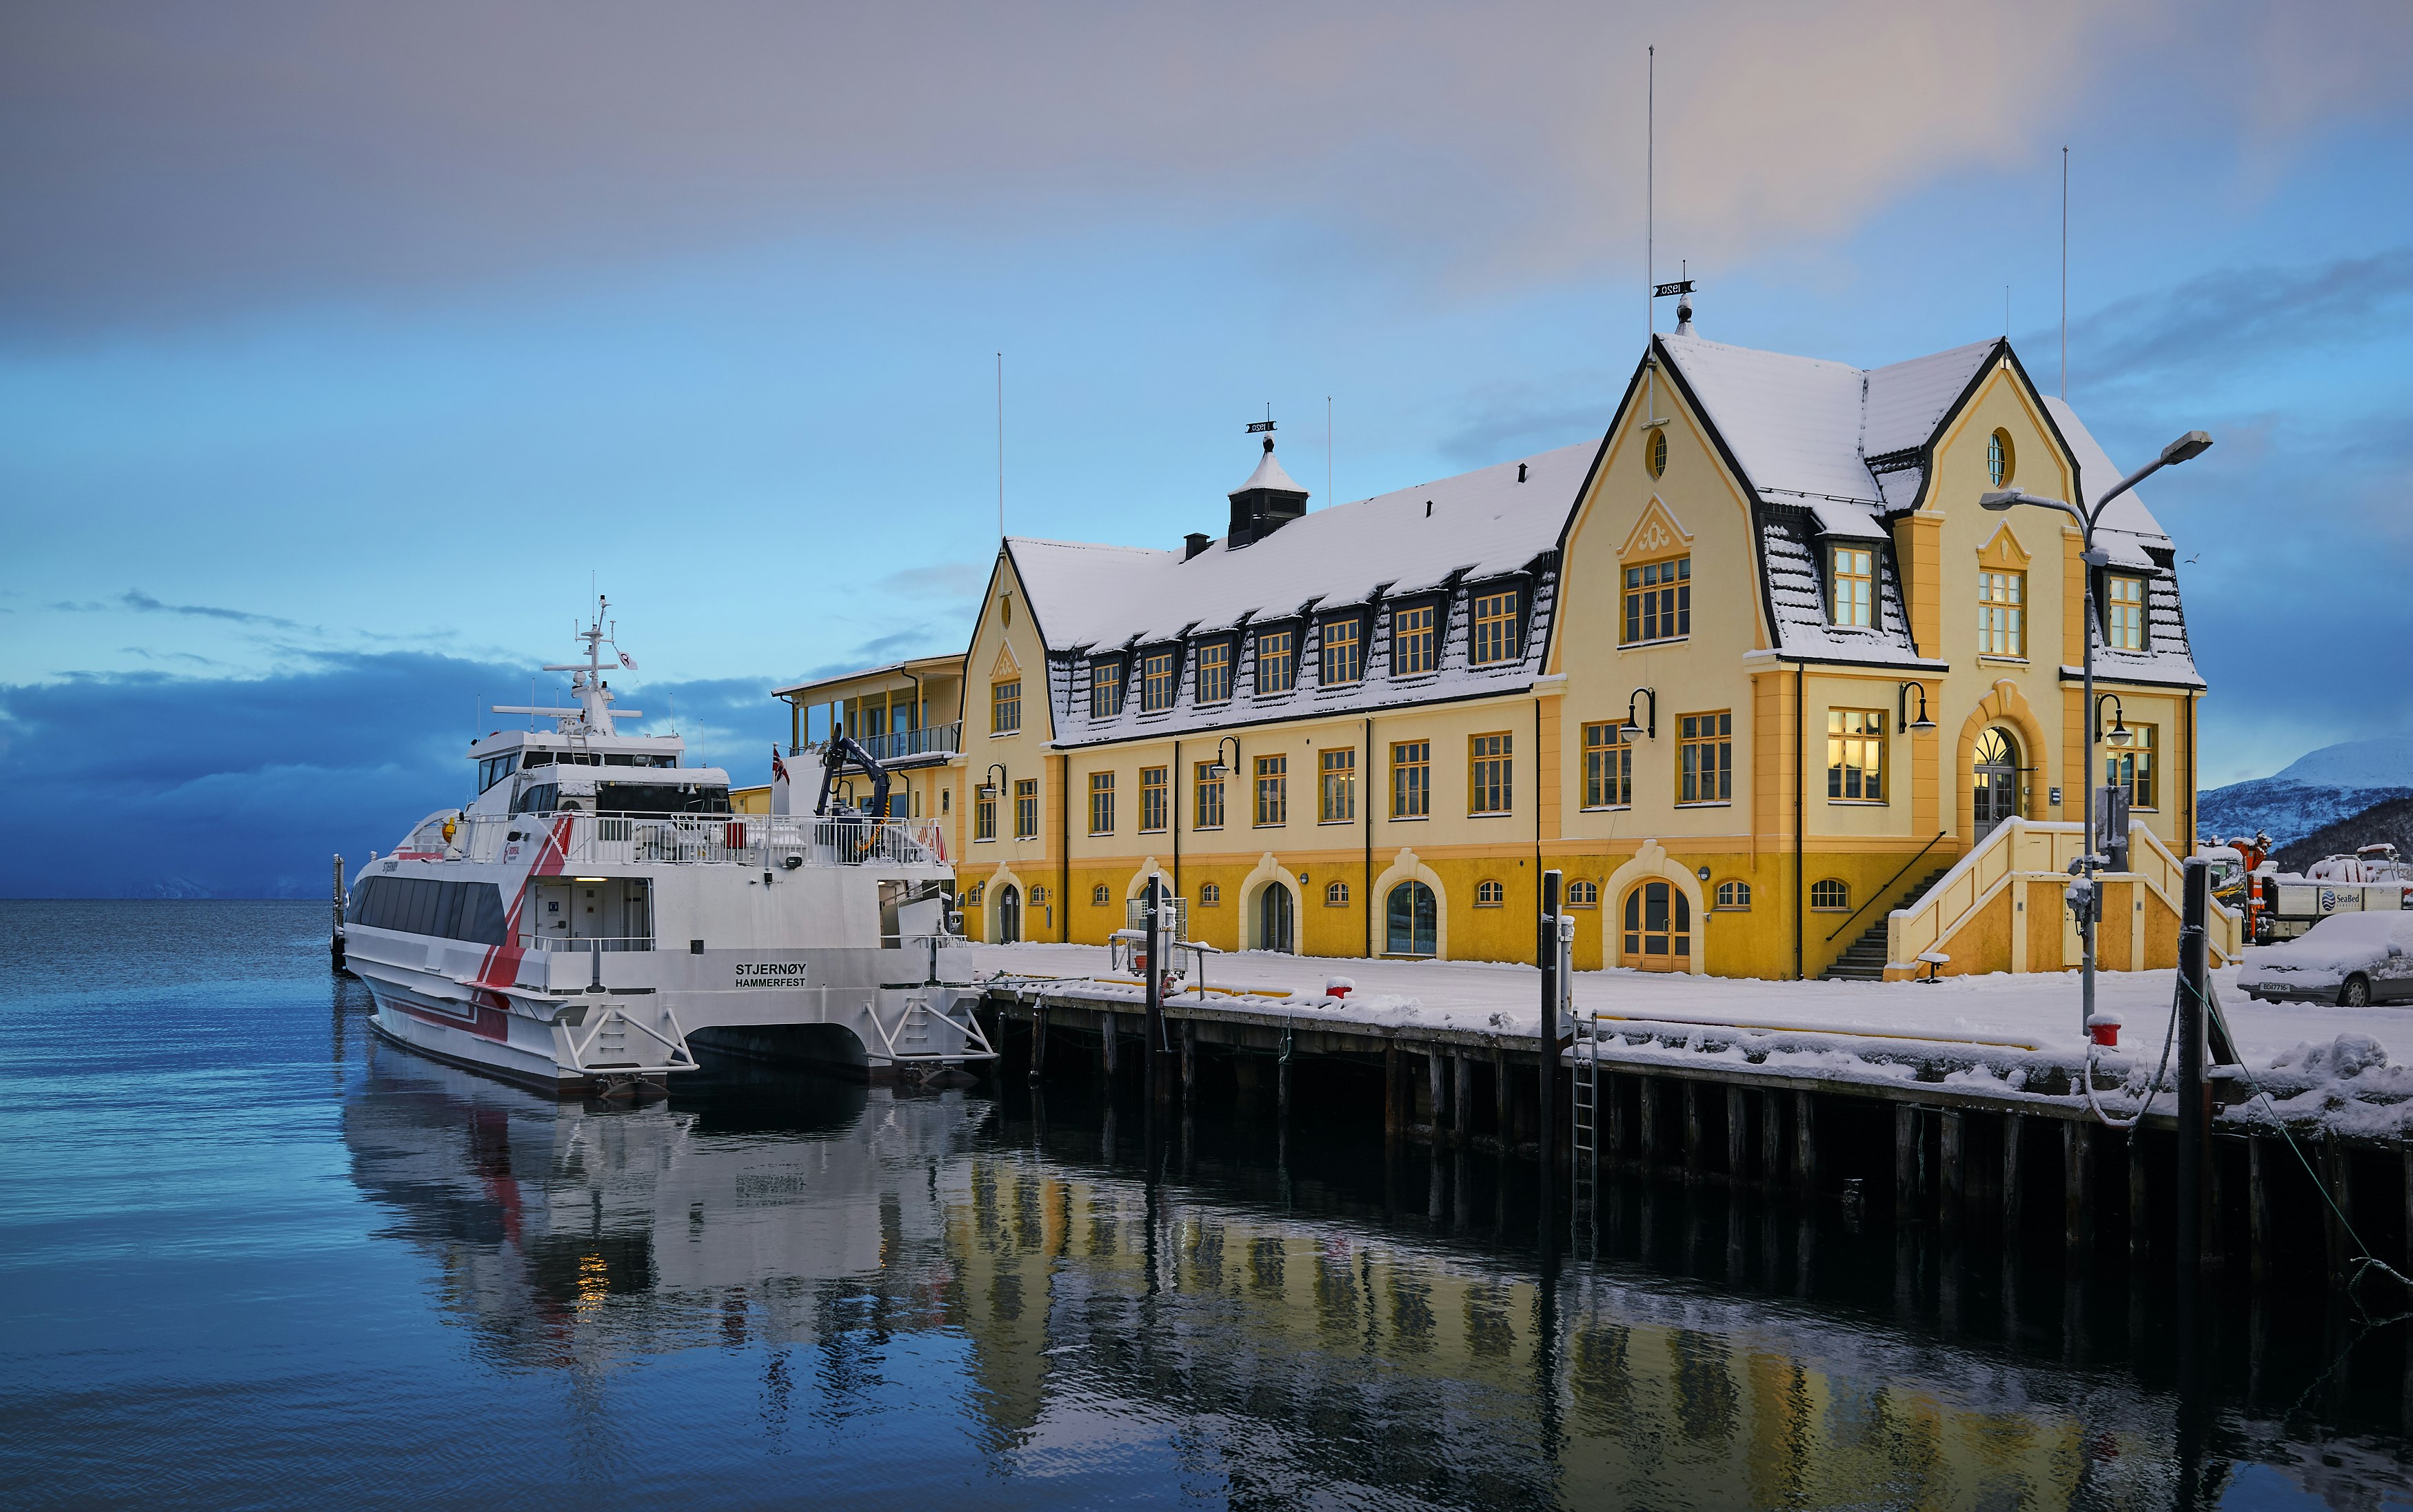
left=344, top=602, right=992, bottom=1096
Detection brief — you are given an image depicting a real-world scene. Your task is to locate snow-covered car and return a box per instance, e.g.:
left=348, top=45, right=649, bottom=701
left=2239, top=911, right=2413, bottom=1007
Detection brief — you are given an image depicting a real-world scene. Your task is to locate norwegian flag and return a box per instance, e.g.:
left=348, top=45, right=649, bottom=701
left=618, top=650, right=638, bottom=670
left=771, top=747, right=789, bottom=785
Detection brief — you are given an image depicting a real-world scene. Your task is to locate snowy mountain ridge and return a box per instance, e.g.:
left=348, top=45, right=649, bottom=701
left=2199, top=736, right=2413, bottom=847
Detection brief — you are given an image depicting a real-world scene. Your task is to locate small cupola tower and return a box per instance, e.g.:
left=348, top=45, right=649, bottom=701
left=1226, top=421, right=1310, bottom=550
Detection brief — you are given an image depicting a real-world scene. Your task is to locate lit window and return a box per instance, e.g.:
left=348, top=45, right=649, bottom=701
left=1471, top=590, right=1520, bottom=665
left=1391, top=740, right=1430, bottom=818
left=1089, top=771, right=1115, bottom=835
left=1648, top=427, right=1668, bottom=478
left=1197, top=641, right=1233, bottom=704
left=1566, top=880, right=1599, bottom=908
left=1475, top=879, right=1506, bottom=907
left=2106, top=575, right=2146, bottom=651
left=1254, top=754, right=1286, bottom=827
left=1091, top=884, right=1109, bottom=906
left=965, top=881, right=984, bottom=905
left=1469, top=733, right=1513, bottom=815
left=1089, top=659, right=1123, bottom=718
left=1140, top=651, right=1177, bottom=712
left=1978, top=570, right=2025, bottom=657
left=975, top=787, right=996, bottom=842
left=1623, top=556, right=1690, bottom=643
left=1810, top=879, right=1850, bottom=911
left=1013, top=778, right=1038, bottom=840
left=1830, top=547, right=1873, bottom=628
left=1714, top=880, right=1752, bottom=910
left=1827, top=709, right=1886, bottom=803
left=1325, top=881, right=1349, bottom=907
left=1320, top=618, right=1364, bottom=685
left=1678, top=712, right=1732, bottom=804
left=1386, top=881, right=1437, bottom=956
left=1391, top=603, right=1437, bottom=676
left=1583, top=723, right=1630, bottom=809
left=1139, top=766, right=1167, bottom=832
left=1255, top=627, right=1297, bottom=695
left=1193, top=762, right=1225, bottom=830
left=991, top=679, right=1021, bottom=734
left=1320, top=748, right=1356, bottom=823
left=1199, top=882, right=1222, bottom=906
left=1987, top=429, right=2015, bottom=488
left=2106, top=724, right=2159, bottom=810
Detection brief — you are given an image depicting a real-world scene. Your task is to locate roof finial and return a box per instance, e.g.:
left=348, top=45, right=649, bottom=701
left=1246, top=407, right=1276, bottom=455
left=1674, top=259, right=1694, bottom=335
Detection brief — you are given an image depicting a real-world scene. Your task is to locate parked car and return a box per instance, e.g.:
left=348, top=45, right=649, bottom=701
left=2239, top=911, right=2413, bottom=1007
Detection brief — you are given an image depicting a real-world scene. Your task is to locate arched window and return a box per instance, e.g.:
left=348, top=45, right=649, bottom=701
left=1714, top=880, right=1752, bottom=910
left=1987, top=428, right=2016, bottom=488
left=1326, top=880, right=1350, bottom=907
left=1386, top=880, right=1437, bottom=956
left=1621, top=880, right=1692, bottom=970
left=1475, top=880, right=1506, bottom=907
left=964, top=882, right=984, bottom=905
left=1648, top=427, right=1668, bottom=478
left=1566, top=880, right=1599, bottom=907
left=1199, top=882, right=1222, bottom=906
left=1810, top=879, right=1850, bottom=911
left=1091, top=883, right=1110, bottom=906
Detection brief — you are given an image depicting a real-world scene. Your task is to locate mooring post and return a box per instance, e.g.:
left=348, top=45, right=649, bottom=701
left=1538, top=868, right=1562, bottom=1196
left=1895, top=1105, right=1919, bottom=1217
left=1726, top=1089, right=1748, bottom=1182
left=1144, top=876, right=1167, bottom=1107
left=2003, top=1112, right=2024, bottom=1231
left=2177, top=856, right=2210, bottom=1334
left=1793, top=1091, right=1815, bottom=1186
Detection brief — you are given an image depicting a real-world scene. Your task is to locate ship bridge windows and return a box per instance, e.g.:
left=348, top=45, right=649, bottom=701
left=512, top=783, right=561, bottom=816
left=594, top=782, right=730, bottom=815
left=347, top=876, right=509, bottom=946
left=476, top=754, right=519, bottom=793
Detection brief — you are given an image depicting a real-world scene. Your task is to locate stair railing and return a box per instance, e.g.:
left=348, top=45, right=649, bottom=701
left=1824, top=831, right=1952, bottom=944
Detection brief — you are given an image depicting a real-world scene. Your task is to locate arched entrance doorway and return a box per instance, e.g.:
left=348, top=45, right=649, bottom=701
left=996, top=883, right=1022, bottom=944
left=1385, top=881, right=1437, bottom=956
left=1973, top=727, right=2022, bottom=840
left=1621, top=880, right=1690, bottom=971
left=1256, top=883, right=1295, bottom=953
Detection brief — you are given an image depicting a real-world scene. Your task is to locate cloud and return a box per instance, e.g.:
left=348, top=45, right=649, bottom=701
left=1436, top=374, right=1613, bottom=467
left=2076, top=247, right=2413, bottom=390
left=0, top=653, right=792, bottom=896
left=874, top=562, right=989, bottom=601
left=8, top=1, right=2407, bottom=329
left=48, top=589, right=305, bottom=629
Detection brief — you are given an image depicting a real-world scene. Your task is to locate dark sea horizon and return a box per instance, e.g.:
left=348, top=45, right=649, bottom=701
left=2, top=899, right=2405, bottom=1510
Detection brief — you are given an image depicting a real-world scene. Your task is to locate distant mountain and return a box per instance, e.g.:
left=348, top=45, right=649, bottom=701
left=2273, top=793, right=2413, bottom=874
left=2197, top=736, right=2413, bottom=847
left=2272, top=736, right=2413, bottom=789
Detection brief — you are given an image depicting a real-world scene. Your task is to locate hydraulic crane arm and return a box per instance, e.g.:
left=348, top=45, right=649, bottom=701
left=813, top=729, right=893, bottom=819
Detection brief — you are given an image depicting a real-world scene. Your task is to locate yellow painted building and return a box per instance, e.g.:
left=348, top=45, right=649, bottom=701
left=805, top=319, right=2217, bottom=978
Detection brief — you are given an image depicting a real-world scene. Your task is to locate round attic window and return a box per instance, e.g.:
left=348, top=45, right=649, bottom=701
left=1647, top=428, right=1668, bottom=478
left=1987, top=429, right=2015, bottom=489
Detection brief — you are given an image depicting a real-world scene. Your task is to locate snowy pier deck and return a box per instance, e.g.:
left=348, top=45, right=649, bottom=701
left=968, top=943, right=2413, bottom=1280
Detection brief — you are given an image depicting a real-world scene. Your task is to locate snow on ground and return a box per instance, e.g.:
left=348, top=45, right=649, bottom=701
left=963, top=942, right=2413, bottom=1136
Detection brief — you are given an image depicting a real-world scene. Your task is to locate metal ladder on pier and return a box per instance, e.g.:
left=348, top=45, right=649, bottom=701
left=1569, top=1011, right=1602, bottom=1246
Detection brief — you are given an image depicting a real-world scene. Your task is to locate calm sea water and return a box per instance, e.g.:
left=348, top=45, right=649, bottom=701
left=3, top=900, right=2407, bottom=1510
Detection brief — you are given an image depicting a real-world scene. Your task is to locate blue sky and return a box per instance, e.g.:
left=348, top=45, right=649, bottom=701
left=4, top=2, right=2410, bottom=894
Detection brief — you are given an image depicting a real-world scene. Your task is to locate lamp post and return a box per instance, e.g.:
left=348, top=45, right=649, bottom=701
left=1205, top=735, right=1241, bottom=780
left=1981, top=429, right=2210, bottom=1036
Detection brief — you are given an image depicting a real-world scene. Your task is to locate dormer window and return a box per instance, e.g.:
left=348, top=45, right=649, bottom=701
left=1829, top=547, right=1873, bottom=628
left=1470, top=589, right=1521, bottom=664
left=1255, top=627, right=1297, bottom=696
left=1139, top=650, right=1177, bottom=712
left=1196, top=641, right=1234, bottom=703
left=1089, top=658, right=1124, bottom=719
left=1391, top=603, right=1437, bottom=676
left=2105, top=575, right=2146, bottom=650
left=1320, top=616, right=1364, bottom=685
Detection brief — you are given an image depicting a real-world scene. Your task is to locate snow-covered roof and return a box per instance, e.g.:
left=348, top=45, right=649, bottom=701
left=1231, top=443, right=1304, bottom=497
left=1009, top=440, right=1597, bottom=652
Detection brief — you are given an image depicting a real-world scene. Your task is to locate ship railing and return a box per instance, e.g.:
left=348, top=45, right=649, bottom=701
left=520, top=934, right=656, bottom=953
left=453, top=812, right=947, bottom=868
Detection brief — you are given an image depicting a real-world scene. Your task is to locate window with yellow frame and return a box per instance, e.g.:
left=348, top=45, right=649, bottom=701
left=1827, top=709, right=1885, bottom=802
left=1319, top=747, right=1355, bottom=823
left=2106, top=574, right=2146, bottom=651
left=2105, top=724, right=2158, bottom=809
left=1470, top=589, right=1520, bottom=665
left=1829, top=546, right=1873, bottom=628
left=1468, top=733, right=1512, bottom=814
left=991, top=678, right=1021, bottom=734
left=1978, top=569, right=2024, bottom=657
left=1088, top=771, right=1114, bottom=835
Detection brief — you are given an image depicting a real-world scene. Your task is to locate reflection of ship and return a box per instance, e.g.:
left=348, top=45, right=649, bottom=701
left=342, top=1040, right=988, bottom=1368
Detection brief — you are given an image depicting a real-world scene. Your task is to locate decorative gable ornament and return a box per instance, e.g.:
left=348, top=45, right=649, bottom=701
left=990, top=641, right=1021, bottom=678
left=1976, top=522, right=2032, bottom=571
left=1619, top=496, right=1693, bottom=561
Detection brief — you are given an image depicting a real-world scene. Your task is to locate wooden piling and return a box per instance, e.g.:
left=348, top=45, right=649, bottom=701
left=2065, top=1121, right=2092, bottom=1249
left=1493, top=1048, right=1511, bottom=1142
left=1100, top=1011, right=1117, bottom=1082
left=1940, top=1110, right=1964, bottom=1232
left=1454, top=1054, right=1473, bottom=1142
left=2003, top=1112, right=2023, bottom=1231
left=1384, top=1041, right=1402, bottom=1145
left=2324, top=1139, right=2352, bottom=1280
left=2248, top=1137, right=2270, bottom=1284
left=2403, top=1147, right=2413, bottom=1282
left=1895, top=1105, right=1919, bottom=1216
left=2129, top=1133, right=2150, bottom=1260
left=1793, top=1091, right=1815, bottom=1186
left=1726, top=1088, right=1748, bottom=1181
left=1683, top=1082, right=1704, bottom=1180
left=1428, top=1051, right=1445, bottom=1136
left=1029, top=1002, right=1048, bottom=1082
left=1639, top=1076, right=1659, bottom=1165
left=1761, top=1090, right=1782, bottom=1185
left=1181, top=1020, right=1196, bottom=1100
left=2205, top=1137, right=2226, bottom=1269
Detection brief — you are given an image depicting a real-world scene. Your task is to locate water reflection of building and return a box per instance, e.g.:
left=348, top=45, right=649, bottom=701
left=341, top=1042, right=982, bottom=1371
left=939, top=1151, right=2183, bottom=1507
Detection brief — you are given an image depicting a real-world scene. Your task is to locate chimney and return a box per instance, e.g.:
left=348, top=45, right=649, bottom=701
left=1184, top=532, right=1212, bottom=561
left=1517, top=463, right=1528, bottom=483
left=1226, top=435, right=1311, bottom=550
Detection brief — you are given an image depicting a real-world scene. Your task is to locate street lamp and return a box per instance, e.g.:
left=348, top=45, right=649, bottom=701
left=1897, top=681, right=1937, bottom=734
left=1205, top=734, right=1242, bottom=780
left=979, top=763, right=1007, bottom=800
left=1619, top=687, right=1657, bottom=743
left=1981, top=428, right=2210, bottom=1036
left=2094, top=693, right=2133, bottom=749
